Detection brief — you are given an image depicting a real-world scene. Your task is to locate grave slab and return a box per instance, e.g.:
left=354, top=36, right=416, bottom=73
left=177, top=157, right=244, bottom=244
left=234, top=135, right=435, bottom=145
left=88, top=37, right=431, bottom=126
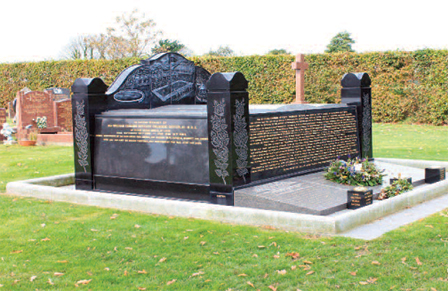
left=235, top=161, right=426, bottom=215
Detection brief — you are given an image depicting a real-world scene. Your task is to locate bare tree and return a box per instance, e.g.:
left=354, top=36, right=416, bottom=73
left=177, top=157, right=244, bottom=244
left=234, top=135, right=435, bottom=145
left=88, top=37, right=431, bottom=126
left=63, top=35, right=96, bottom=60
left=107, top=9, right=161, bottom=58
left=61, top=9, right=161, bottom=60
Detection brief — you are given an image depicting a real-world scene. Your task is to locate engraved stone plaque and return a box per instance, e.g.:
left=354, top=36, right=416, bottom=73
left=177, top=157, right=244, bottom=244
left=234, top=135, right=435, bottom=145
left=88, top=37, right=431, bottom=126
left=249, top=105, right=360, bottom=182
left=94, top=106, right=209, bottom=185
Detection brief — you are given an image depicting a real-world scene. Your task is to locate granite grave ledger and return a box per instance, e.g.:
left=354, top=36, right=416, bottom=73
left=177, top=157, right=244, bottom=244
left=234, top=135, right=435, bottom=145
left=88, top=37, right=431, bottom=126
left=72, top=52, right=371, bottom=207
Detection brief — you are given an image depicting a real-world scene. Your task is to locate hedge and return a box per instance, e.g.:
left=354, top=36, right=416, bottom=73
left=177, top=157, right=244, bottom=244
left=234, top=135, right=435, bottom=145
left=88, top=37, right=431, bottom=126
left=1, top=49, right=447, bottom=125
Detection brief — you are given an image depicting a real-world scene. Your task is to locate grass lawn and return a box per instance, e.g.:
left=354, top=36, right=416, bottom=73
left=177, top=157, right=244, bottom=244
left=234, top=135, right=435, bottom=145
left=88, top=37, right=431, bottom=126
left=374, top=123, right=448, bottom=161
left=0, top=123, right=447, bottom=290
left=0, top=145, right=73, bottom=192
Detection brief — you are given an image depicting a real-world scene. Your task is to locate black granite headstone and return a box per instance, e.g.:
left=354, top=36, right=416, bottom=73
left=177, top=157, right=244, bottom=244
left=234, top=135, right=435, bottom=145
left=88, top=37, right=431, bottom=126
left=72, top=53, right=211, bottom=192
left=341, top=73, right=373, bottom=159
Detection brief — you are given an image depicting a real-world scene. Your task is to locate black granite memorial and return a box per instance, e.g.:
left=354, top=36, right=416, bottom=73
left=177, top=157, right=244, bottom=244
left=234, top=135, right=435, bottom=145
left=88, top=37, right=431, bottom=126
left=425, top=167, right=446, bottom=184
left=72, top=52, right=372, bottom=208
left=72, top=53, right=211, bottom=192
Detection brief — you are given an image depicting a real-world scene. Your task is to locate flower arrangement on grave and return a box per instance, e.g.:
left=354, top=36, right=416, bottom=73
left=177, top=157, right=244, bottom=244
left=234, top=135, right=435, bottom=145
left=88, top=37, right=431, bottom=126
left=35, top=116, right=47, bottom=131
left=378, top=178, right=413, bottom=200
left=324, top=156, right=385, bottom=186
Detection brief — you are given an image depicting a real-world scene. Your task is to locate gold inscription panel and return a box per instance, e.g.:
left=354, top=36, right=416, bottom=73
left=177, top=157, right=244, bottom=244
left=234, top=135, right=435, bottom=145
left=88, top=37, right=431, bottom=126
left=250, top=110, right=359, bottom=178
left=95, top=119, right=208, bottom=146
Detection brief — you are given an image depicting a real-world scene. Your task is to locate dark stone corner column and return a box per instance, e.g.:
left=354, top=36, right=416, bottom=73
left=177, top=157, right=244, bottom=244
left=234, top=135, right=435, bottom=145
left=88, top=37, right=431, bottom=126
left=340, top=73, right=373, bottom=159
left=206, top=72, right=251, bottom=205
left=71, top=78, right=108, bottom=190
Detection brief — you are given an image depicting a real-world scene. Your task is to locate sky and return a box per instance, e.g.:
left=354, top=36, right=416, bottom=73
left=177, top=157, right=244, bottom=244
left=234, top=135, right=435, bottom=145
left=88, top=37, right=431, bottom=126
left=1, top=0, right=447, bottom=63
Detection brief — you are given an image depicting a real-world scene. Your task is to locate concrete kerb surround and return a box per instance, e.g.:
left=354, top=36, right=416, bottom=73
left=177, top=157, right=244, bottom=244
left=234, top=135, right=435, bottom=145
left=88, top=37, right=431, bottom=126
left=5, top=158, right=448, bottom=235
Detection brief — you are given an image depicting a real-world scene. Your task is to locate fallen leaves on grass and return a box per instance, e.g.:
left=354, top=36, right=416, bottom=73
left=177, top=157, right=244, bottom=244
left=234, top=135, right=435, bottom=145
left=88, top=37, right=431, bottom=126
left=200, top=241, right=207, bottom=246
left=137, top=288, right=146, bottom=290
left=137, top=270, right=147, bottom=274
left=359, top=277, right=378, bottom=285
left=54, top=272, right=64, bottom=276
left=277, top=270, right=287, bottom=275
left=268, top=285, right=277, bottom=291
left=291, top=265, right=297, bottom=270
left=306, top=271, right=315, bottom=275
left=47, top=279, right=54, bottom=285
left=125, top=247, right=133, bottom=250
left=30, top=276, right=37, bottom=282
left=11, top=250, right=23, bottom=254
left=159, top=257, right=167, bottom=263
left=371, top=261, right=381, bottom=265
left=416, top=257, right=423, bottom=265
left=238, top=274, right=248, bottom=277
left=349, top=271, right=357, bottom=276
left=76, top=279, right=91, bottom=286
left=303, top=260, right=313, bottom=264
left=57, top=260, right=68, bottom=263
left=191, top=271, right=204, bottom=277
left=41, top=237, right=51, bottom=241
left=247, top=281, right=254, bottom=287
left=167, top=279, right=176, bottom=285
left=285, top=252, right=300, bottom=259
left=134, top=224, right=141, bottom=228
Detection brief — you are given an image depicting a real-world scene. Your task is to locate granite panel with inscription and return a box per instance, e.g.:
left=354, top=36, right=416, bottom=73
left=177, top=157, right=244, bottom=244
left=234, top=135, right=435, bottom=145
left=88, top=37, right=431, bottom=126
left=94, top=105, right=209, bottom=185
left=249, top=104, right=360, bottom=182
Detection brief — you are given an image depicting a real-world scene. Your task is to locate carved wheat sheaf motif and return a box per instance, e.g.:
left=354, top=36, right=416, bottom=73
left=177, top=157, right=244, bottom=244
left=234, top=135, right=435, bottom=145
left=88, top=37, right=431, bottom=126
left=362, top=93, right=371, bottom=157
left=210, top=99, right=229, bottom=184
left=75, top=100, right=89, bottom=172
left=233, top=99, right=249, bottom=182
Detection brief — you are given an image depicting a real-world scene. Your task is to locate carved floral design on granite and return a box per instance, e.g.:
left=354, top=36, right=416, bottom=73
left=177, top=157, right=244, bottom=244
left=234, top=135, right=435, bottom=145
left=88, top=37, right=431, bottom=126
left=74, top=100, right=89, bottom=172
left=210, top=99, right=229, bottom=184
left=362, top=92, right=371, bottom=157
left=233, top=99, right=249, bottom=182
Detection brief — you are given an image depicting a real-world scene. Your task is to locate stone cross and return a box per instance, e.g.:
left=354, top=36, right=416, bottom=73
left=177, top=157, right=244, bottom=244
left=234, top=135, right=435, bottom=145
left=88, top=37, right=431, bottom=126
left=291, top=53, right=309, bottom=104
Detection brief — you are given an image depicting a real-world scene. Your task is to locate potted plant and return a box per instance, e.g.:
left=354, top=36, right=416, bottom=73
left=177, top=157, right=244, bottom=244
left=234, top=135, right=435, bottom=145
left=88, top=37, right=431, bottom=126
left=19, top=116, right=47, bottom=146
left=19, top=126, right=37, bottom=146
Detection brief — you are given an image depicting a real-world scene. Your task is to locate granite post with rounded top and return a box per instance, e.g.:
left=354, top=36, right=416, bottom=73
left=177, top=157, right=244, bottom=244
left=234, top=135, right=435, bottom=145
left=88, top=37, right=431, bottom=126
left=206, top=72, right=250, bottom=205
left=71, top=78, right=108, bottom=190
left=340, top=72, right=373, bottom=159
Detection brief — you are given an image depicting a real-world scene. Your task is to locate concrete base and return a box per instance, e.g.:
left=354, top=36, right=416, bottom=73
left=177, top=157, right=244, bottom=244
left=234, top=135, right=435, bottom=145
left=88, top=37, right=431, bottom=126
left=5, top=158, right=448, bottom=236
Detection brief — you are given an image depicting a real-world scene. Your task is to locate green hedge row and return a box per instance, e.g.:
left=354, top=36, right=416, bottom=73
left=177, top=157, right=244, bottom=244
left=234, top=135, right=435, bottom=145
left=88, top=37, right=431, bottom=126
left=1, top=50, right=447, bottom=125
